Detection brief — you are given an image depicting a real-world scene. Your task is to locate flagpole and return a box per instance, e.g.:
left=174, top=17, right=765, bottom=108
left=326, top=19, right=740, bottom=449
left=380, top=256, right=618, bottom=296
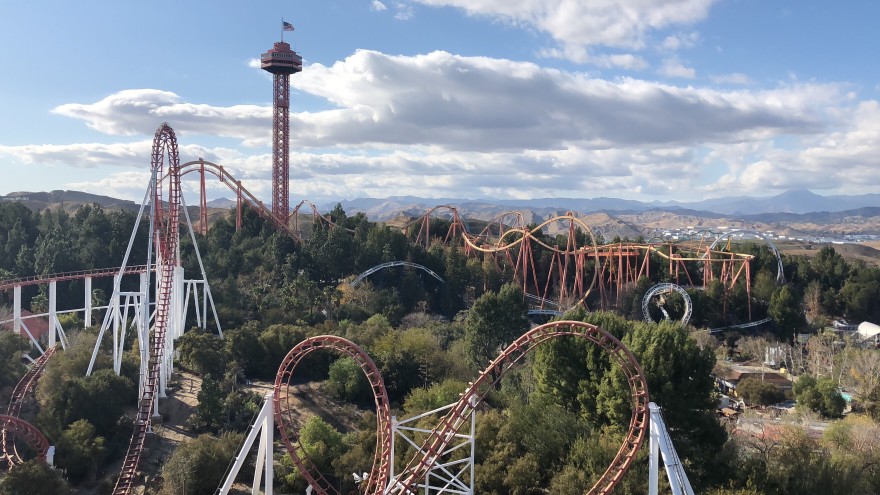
left=281, top=17, right=284, bottom=42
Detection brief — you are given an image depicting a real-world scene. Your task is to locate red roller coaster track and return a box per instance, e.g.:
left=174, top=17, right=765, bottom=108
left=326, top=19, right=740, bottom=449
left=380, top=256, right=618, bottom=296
left=1, top=346, right=55, bottom=468
left=274, top=320, right=650, bottom=495
left=112, top=123, right=181, bottom=495
left=274, top=335, right=392, bottom=495
left=0, top=265, right=149, bottom=293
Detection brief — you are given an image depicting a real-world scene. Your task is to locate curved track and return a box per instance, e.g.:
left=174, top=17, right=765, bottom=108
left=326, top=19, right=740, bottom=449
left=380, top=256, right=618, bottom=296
left=274, top=321, right=649, bottom=495
left=274, top=335, right=392, bottom=495
left=642, top=283, right=693, bottom=326
left=1, top=346, right=55, bottom=468
left=0, top=415, right=50, bottom=468
left=177, top=159, right=297, bottom=238
left=113, top=123, right=182, bottom=495
left=350, top=261, right=445, bottom=287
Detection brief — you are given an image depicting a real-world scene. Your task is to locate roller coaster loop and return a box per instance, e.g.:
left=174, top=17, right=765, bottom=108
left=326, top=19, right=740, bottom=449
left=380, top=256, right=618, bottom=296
left=274, top=320, right=649, bottom=495
left=642, top=283, right=693, bottom=326
left=350, top=261, right=445, bottom=287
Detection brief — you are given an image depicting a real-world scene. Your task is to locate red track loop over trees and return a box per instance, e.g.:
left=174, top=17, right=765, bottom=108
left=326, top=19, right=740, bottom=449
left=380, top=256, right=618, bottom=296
left=274, top=336, right=393, bottom=495
left=0, top=415, right=50, bottom=468
left=274, top=321, right=650, bottom=495
left=113, top=123, right=182, bottom=495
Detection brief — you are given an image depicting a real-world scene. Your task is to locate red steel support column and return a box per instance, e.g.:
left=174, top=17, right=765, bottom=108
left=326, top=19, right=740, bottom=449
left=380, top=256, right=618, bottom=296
left=271, top=72, right=290, bottom=222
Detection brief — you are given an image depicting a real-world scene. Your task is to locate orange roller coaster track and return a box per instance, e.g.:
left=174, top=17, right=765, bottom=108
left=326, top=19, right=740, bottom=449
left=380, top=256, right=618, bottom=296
left=404, top=206, right=755, bottom=313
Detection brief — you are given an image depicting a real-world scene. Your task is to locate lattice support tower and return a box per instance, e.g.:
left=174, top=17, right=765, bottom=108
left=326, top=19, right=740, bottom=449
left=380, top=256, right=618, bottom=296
left=261, top=40, right=302, bottom=223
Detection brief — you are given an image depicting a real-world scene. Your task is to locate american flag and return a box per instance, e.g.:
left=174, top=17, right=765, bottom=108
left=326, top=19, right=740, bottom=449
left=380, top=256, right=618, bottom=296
left=282, top=21, right=294, bottom=32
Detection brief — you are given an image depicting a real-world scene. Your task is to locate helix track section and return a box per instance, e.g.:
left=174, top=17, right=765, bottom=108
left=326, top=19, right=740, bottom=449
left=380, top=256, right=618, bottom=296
left=274, top=321, right=649, bottom=495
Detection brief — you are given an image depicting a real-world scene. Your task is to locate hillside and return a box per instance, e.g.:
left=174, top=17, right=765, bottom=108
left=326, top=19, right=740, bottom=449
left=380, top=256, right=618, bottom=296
left=1, top=190, right=139, bottom=213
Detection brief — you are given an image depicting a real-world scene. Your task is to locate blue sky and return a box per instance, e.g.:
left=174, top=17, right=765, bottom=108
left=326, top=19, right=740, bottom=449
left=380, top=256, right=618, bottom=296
left=1, top=1, right=879, bottom=205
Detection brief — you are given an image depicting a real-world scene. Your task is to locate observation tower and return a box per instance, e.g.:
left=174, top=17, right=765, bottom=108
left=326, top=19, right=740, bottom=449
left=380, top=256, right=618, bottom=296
left=261, top=40, right=302, bottom=222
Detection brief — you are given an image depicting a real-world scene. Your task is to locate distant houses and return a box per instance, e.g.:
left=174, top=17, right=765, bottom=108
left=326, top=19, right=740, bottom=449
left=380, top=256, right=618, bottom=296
left=714, top=365, right=793, bottom=399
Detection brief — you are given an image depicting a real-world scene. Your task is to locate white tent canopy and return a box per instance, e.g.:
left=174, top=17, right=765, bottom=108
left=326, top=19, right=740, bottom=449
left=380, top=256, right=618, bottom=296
left=857, top=321, right=880, bottom=339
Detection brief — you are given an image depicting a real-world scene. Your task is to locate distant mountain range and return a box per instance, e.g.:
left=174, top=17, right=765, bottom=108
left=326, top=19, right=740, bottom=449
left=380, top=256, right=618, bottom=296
left=329, top=189, right=880, bottom=219
left=0, top=190, right=139, bottom=212
left=4, top=189, right=880, bottom=237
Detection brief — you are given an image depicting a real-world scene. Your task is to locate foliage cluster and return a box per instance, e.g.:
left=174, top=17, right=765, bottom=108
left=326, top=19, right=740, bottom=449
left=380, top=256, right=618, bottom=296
left=4, top=201, right=880, bottom=494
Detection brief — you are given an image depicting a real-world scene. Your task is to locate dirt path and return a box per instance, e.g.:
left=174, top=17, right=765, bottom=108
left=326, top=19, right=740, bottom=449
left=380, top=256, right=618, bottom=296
left=137, top=371, right=203, bottom=493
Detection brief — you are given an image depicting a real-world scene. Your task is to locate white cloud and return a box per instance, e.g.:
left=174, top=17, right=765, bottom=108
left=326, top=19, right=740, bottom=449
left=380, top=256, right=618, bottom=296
left=13, top=49, right=876, bottom=203
left=540, top=48, right=648, bottom=69
left=661, top=31, right=700, bottom=51
left=52, top=89, right=271, bottom=143
left=394, top=2, right=415, bottom=20
left=411, top=0, right=719, bottom=63
left=710, top=73, right=753, bottom=85
left=659, top=58, right=696, bottom=79
left=371, top=0, right=388, bottom=11
left=291, top=50, right=828, bottom=150
left=53, top=52, right=832, bottom=156
left=699, top=100, right=880, bottom=196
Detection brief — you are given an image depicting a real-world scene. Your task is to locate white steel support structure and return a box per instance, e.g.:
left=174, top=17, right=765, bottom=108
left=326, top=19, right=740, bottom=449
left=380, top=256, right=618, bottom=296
left=179, top=191, right=222, bottom=339
left=86, top=273, right=149, bottom=377
left=648, top=402, right=695, bottom=495
left=85, top=170, right=221, bottom=401
left=10, top=285, right=43, bottom=355
left=84, top=277, right=92, bottom=328
left=388, top=399, right=477, bottom=495
left=47, top=281, right=70, bottom=349
left=218, top=393, right=274, bottom=495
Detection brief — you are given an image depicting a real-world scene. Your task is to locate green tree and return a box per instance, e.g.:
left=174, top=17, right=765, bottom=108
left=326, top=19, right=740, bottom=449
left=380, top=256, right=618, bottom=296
left=56, top=419, right=106, bottom=483
left=160, top=433, right=242, bottom=495
left=464, top=283, right=529, bottom=376
left=0, top=459, right=70, bottom=495
left=176, top=329, right=227, bottom=377
left=327, top=356, right=372, bottom=404
left=224, top=324, right=267, bottom=378
left=38, top=368, right=134, bottom=439
left=794, top=375, right=845, bottom=418
left=0, top=332, right=27, bottom=389
left=736, top=377, right=785, bottom=406
left=768, top=285, right=804, bottom=341
left=191, top=374, right=224, bottom=432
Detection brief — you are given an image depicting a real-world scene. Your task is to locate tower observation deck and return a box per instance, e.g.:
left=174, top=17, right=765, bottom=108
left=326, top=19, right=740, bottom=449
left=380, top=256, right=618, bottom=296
left=261, top=41, right=302, bottom=222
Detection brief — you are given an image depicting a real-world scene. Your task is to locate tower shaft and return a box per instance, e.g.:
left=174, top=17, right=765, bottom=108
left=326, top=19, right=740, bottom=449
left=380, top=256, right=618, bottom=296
left=272, top=73, right=290, bottom=221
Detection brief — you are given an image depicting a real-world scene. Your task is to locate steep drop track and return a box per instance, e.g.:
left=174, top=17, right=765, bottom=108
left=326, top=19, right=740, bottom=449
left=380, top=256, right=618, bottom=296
left=113, top=123, right=182, bottom=495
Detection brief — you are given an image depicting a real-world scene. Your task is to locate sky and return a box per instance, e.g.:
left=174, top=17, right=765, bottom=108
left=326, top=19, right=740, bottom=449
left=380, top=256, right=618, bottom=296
left=1, top=1, right=879, bottom=206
